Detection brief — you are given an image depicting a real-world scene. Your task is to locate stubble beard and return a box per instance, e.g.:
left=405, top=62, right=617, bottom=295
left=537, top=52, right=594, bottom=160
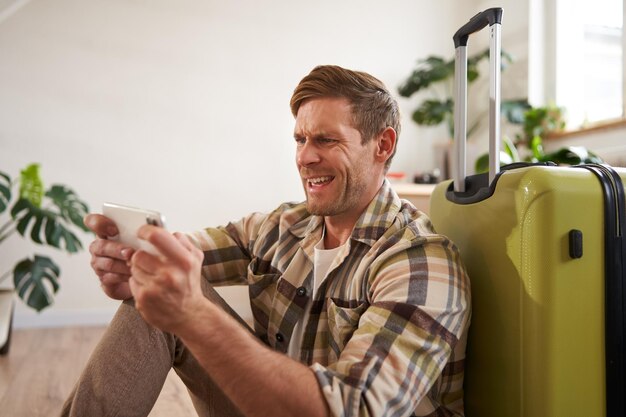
left=305, top=174, right=368, bottom=217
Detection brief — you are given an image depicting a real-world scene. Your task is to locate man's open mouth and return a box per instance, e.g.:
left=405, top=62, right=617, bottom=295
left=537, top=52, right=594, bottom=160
left=308, top=176, right=334, bottom=186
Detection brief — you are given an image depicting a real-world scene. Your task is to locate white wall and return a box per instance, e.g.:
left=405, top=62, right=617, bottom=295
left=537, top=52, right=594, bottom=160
left=0, top=0, right=526, bottom=327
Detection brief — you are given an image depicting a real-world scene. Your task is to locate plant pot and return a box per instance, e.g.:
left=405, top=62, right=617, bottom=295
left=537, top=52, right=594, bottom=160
left=0, top=290, right=15, bottom=355
left=432, top=139, right=482, bottom=181
left=432, top=140, right=453, bottom=180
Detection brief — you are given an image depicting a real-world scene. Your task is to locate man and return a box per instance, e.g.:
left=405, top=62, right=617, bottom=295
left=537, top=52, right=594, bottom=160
left=62, top=65, right=470, bottom=417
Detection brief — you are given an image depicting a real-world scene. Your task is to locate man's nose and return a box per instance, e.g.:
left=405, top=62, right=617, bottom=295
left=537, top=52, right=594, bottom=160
left=296, top=141, right=321, bottom=166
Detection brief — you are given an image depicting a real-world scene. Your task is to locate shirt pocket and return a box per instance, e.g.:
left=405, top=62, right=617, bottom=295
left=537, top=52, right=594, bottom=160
left=327, top=298, right=368, bottom=359
left=247, top=257, right=280, bottom=338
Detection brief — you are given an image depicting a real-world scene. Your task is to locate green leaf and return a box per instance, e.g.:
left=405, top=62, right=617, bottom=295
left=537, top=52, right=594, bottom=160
left=502, top=135, right=521, bottom=162
left=530, top=135, right=545, bottom=160
left=45, top=185, right=90, bottom=232
left=475, top=153, right=489, bottom=174
left=10, top=198, right=83, bottom=253
left=48, top=222, right=81, bottom=252
left=539, top=146, right=604, bottom=165
left=474, top=149, right=516, bottom=174
left=521, top=104, right=566, bottom=146
left=398, top=56, right=454, bottom=97
left=13, top=255, right=60, bottom=312
left=399, top=48, right=501, bottom=98
left=467, top=48, right=488, bottom=83
left=0, top=171, right=11, bottom=214
left=16, top=206, right=35, bottom=235
left=30, top=214, right=45, bottom=244
left=412, top=99, right=453, bottom=126
left=19, top=163, right=44, bottom=207
left=501, top=99, right=531, bottom=124
left=466, top=48, right=513, bottom=81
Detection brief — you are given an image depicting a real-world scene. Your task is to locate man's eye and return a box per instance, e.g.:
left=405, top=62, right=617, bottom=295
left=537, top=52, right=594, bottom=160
left=319, top=138, right=335, bottom=144
left=294, top=137, right=306, bottom=145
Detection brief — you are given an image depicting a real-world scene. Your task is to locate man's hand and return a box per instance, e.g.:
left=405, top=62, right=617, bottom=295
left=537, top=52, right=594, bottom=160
left=128, top=226, right=207, bottom=333
left=127, top=226, right=330, bottom=417
left=85, top=213, right=134, bottom=300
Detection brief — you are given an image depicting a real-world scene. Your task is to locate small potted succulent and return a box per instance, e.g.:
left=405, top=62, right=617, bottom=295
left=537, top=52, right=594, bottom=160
left=474, top=102, right=604, bottom=173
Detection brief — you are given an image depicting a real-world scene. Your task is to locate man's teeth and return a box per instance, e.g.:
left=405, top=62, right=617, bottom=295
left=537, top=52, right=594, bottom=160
left=309, top=176, right=332, bottom=184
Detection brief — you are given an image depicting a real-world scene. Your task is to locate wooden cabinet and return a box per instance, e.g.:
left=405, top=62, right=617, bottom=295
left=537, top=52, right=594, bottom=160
left=392, top=183, right=436, bottom=214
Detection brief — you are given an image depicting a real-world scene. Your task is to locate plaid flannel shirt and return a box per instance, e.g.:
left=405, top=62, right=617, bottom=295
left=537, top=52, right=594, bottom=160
left=190, top=180, right=470, bottom=417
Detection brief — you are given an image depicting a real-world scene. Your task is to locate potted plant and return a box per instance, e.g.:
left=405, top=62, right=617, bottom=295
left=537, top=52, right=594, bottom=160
left=398, top=48, right=518, bottom=180
left=0, top=163, right=91, bottom=354
left=474, top=102, right=604, bottom=173
left=398, top=47, right=514, bottom=138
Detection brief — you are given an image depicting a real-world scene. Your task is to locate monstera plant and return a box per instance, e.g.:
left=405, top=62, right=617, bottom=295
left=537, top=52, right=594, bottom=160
left=398, top=47, right=514, bottom=138
left=0, top=163, right=90, bottom=312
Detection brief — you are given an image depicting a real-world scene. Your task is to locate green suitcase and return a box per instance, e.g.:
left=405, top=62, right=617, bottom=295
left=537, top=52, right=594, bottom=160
left=429, top=8, right=626, bottom=416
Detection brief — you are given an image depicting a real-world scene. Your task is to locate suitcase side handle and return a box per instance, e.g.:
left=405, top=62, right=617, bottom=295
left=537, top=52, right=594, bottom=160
left=452, top=7, right=502, bottom=193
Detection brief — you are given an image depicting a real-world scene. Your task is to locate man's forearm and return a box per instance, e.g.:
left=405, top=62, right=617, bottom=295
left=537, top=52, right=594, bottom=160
left=177, top=299, right=330, bottom=417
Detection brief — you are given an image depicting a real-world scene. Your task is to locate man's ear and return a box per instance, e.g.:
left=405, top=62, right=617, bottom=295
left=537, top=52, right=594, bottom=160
left=374, top=127, right=397, bottom=164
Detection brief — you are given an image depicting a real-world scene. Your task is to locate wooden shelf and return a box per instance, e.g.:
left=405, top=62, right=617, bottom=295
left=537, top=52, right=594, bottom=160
left=391, top=183, right=437, bottom=214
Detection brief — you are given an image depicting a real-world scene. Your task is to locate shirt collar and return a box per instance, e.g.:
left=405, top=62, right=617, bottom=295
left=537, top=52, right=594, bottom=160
left=350, top=179, right=402, bottom=246
left=289, top=179, right=401, bottom=247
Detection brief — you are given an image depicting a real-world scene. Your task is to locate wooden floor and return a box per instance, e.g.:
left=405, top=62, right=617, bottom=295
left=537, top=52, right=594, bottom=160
left=0, top=326, right=196, bottom=416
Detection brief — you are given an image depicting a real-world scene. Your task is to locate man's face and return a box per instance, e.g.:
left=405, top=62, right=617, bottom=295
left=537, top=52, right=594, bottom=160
left=294, top=97, right=379, bottom=219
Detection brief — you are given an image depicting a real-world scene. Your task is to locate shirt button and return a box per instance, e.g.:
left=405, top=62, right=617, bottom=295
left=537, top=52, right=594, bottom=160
left=296, top=286, right=307, bottom=297
left=276, top=333, right=284, bottom=342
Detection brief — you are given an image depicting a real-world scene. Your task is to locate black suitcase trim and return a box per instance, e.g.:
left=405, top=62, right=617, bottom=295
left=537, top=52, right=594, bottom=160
left=580, top=164, right=626, bottom=417
left=445, top=162, right=556, bottom=205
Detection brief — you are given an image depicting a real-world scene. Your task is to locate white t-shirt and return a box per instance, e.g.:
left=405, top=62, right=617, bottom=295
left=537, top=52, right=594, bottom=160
left=287, top=235, right=345, bottom=359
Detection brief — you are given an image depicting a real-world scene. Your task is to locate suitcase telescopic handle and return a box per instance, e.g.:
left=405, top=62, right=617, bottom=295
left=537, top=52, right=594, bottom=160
left=453, top=8, right=503, bottom=48
left=452, top=7, right=502, bottom=193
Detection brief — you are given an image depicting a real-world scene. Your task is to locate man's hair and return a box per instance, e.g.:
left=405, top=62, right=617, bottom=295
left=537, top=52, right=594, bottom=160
left=290, top=65, right=401, bottom=168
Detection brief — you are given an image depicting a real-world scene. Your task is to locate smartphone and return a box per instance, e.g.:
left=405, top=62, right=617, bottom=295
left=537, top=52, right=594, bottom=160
left=102, top=202, right=166, bottom=254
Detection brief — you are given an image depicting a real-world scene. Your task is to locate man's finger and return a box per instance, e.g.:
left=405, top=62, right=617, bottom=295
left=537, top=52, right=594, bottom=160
left=84, top=213, right=119, bottom=239
left=92, top=255, right=132, bottom=275
left=90, top=239, right=134, bottom=261
left=175, top=233, right=205, bottom=263
left=137, top=225, right=190, bottom=265
left=128, top=275, right=141, bottom=299
left=130, top=250, right=162, bottom=275
left=99, top=272, right=131, bottom=286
